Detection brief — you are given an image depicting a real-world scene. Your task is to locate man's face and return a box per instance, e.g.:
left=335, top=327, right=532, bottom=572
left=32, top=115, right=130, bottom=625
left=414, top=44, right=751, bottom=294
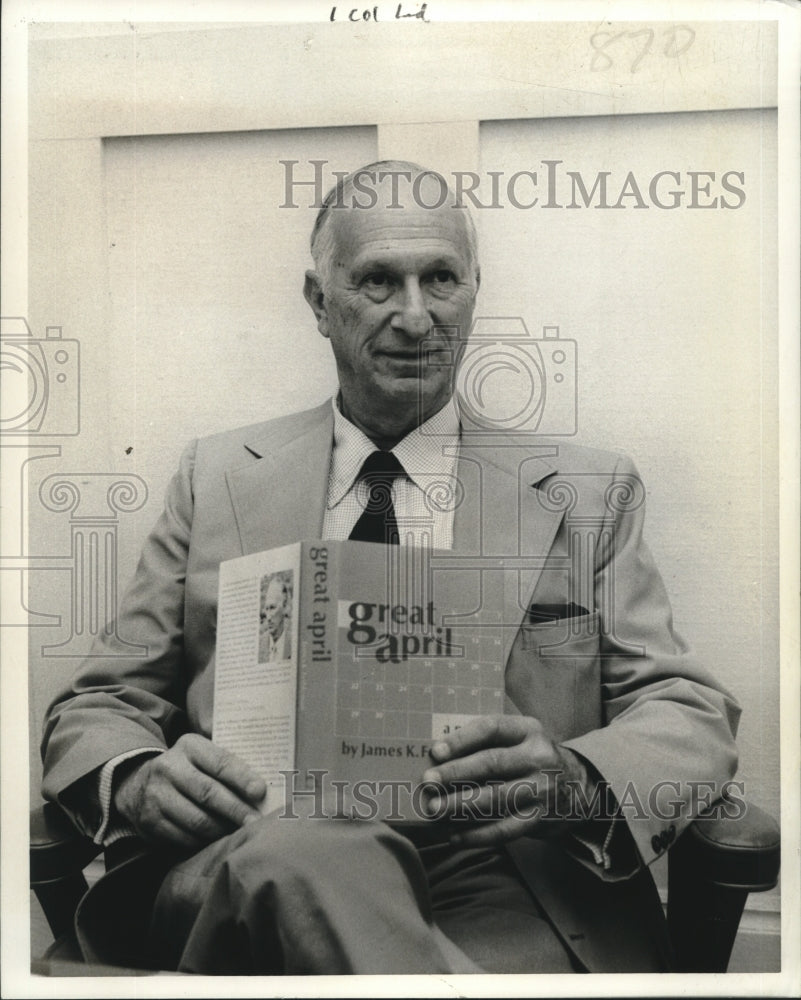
left=305, top=184, right=479, bottom=441
left=261, top=581, right=286, bottom=640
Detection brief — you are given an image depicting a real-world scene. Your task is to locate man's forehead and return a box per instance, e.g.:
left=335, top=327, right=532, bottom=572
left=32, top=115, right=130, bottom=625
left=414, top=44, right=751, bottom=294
left=330, top=199, right=472, bottom=265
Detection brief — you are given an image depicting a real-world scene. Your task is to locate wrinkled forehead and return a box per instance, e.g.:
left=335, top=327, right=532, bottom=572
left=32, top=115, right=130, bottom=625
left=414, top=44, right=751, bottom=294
left=329, top=177, right=474, bottom=267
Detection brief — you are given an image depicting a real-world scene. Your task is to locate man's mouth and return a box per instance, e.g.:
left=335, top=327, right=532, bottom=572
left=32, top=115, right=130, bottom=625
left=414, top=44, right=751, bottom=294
left=378, top=350, right=425, bottom=364
left=379, top=349, right=452, bottom=362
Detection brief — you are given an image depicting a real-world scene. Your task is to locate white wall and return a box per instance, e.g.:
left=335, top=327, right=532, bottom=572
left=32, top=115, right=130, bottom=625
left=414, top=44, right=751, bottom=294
left=476, top=110, right=779, bottom=831
left=103, top=127, right=377, bottom=505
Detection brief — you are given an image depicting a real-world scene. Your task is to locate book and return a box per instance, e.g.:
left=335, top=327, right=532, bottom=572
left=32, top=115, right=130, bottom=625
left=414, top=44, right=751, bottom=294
left=213, top=539, right=506, bottom=823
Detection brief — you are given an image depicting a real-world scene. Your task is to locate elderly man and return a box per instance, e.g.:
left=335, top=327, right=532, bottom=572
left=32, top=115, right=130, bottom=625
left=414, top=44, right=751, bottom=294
left=41, top=161, right=740, bottom=975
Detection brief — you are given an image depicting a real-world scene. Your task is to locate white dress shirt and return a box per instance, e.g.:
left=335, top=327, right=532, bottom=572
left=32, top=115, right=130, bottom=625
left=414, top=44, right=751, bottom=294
left=322, top=395, right=461, bottom=549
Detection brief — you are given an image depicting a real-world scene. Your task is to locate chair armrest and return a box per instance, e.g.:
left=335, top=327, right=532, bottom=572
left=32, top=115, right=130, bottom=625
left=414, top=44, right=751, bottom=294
left=667, top=798, right=780, bottom=972
left=682, top=799, right=780, bottom=892
left=30, top=802, right=101, bottom=886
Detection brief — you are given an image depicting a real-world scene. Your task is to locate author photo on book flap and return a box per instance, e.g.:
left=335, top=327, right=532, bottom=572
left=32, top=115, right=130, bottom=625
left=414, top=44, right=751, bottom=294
left=258, top=571, right=293, bottom=664
left=41, top=162, right=743, bottom=976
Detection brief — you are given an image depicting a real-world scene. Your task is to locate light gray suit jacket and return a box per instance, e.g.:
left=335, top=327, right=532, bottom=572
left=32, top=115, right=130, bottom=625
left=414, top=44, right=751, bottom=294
left=42, top=400, right=741, bottom=971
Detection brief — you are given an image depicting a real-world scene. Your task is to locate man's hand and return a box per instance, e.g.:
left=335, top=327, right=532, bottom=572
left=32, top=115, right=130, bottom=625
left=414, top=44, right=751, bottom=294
left=421, top=715, right=598, bottom=848
left=114, top=734, right=267, bottom=851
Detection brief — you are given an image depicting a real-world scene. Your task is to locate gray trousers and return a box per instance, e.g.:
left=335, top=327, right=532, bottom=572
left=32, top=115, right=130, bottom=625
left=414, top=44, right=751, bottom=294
left=144, top=812, right=582, bottom=975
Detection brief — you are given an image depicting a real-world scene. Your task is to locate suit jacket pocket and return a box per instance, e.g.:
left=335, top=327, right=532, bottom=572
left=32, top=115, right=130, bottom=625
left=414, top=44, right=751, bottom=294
left=506, top=611, right=602, bottom=743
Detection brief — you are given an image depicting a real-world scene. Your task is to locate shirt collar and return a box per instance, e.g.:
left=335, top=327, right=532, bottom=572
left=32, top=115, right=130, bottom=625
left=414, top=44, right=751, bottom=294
left=327, top=395, right=460, bottom=510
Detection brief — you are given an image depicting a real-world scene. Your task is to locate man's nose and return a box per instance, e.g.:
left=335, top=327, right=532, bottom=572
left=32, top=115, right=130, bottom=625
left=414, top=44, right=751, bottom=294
left=391, top=278, right=432, bottom=339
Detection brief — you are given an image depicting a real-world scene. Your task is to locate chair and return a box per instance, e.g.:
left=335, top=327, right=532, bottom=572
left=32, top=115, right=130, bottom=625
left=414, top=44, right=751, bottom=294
left=31, top=797, right=780, bottom=974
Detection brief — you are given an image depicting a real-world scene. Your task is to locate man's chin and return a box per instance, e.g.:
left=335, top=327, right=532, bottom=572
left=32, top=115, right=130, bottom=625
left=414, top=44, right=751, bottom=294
left=382, top=379, right=451, bottom=415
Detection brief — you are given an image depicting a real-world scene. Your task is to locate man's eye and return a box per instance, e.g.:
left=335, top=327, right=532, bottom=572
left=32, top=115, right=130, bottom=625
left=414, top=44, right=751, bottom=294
left=361, top=273, right=395, bottom=301
left=431, top=270, right=456, bottom=284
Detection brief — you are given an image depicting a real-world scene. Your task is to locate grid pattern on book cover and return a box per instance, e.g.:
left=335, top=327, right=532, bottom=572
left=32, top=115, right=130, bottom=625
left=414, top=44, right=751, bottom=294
left=334, top=631, right=505, bottom=740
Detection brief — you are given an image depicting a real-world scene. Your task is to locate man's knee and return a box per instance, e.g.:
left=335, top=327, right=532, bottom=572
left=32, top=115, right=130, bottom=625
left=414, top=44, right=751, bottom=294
left=224, top=813, right=415, bottom=883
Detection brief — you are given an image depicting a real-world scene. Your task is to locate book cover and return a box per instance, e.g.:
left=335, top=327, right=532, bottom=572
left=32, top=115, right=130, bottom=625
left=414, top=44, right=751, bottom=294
left=213, top=540, right=505, bottom=822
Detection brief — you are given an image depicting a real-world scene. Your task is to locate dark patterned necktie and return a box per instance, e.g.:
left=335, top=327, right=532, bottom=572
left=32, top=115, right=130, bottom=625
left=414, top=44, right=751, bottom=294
left=348, top=450, right=405, bottom=545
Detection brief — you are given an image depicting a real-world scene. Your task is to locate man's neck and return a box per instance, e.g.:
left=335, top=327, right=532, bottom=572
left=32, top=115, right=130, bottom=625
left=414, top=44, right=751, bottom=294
left=337, top=394, right=452, bottom=451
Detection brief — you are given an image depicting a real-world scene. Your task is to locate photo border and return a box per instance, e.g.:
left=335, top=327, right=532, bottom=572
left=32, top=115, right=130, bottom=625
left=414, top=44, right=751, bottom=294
left=2, top=1, right=798, bottom=997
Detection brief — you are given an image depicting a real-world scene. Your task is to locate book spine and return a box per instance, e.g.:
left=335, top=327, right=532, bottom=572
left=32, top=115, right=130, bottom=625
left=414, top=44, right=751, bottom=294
left=295, top=542, right=339, bottom=783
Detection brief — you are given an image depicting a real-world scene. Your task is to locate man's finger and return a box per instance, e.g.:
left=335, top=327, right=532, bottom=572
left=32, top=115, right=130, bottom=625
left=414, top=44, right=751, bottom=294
left=423, top=742, right=535, bottom=787
left=423, top=776, right=542, bottom=822
left=180, top=735, right=267, bottom=803
left=428, top=715, right=537, bottom=763
left=136, top=806, right=209, bottom=852
left=168, top=756, right=263, bottom=828
left=156, top=784, right=254, bottom=842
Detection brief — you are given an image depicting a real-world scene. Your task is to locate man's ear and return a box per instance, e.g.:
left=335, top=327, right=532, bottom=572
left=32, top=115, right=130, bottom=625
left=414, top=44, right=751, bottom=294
left=304, top=270, right=329, bottom=338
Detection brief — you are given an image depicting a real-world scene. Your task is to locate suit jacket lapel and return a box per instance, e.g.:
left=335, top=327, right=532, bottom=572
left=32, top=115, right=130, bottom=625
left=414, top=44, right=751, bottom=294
left=452, top=438, right=565, bottom=668
left=225, top=402, right=333, bottom=555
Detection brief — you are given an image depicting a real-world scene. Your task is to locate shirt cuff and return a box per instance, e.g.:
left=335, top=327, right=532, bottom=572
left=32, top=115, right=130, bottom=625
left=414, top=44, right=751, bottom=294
left=94, top=747, right=164, bottom=846
left=571, top=818, right=617, bottom=871
left=568, top=816, right=642, bottom=882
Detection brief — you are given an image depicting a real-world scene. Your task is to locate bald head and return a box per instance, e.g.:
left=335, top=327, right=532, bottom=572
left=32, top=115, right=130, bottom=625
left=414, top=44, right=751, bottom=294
left=310, top=160, right=479, bottom=290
